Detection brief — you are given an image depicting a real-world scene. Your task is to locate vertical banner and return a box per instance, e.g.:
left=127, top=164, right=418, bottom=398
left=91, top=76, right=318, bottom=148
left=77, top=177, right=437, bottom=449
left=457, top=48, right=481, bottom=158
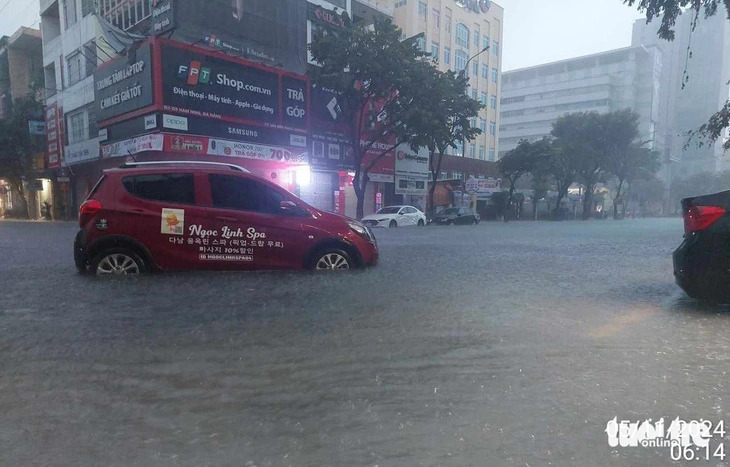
left=45, top=103, right=63, bottom=169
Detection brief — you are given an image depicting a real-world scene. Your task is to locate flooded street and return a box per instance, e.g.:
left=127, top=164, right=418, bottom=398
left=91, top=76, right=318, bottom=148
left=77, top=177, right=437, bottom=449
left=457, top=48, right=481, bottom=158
left=1, top=218, right=728, bottom=466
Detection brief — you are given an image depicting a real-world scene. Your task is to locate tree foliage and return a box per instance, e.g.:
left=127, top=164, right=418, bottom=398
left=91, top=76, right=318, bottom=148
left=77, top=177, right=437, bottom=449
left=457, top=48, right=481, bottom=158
left=0, top=94, right=44, bottom=217
left=499, top=137, right=551, bottom=219
left=552, top=110, right=639, bottom=219
left=309, top=17, right=432, bottom=218
left=407, top=64, right=482, bottom=215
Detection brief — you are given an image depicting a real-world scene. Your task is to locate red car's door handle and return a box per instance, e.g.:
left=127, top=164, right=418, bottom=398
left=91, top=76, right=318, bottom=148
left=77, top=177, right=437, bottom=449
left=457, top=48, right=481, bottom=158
left=216, top=216, right=237, bottom=222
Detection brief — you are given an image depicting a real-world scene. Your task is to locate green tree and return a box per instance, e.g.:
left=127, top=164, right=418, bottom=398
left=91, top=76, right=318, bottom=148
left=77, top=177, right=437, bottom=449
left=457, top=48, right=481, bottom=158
left=309, top=16, right=430, bottom=219
left=624, top=0, right=730, bottom=150
left=407, top=64, right=482, bottom=216
left=606, top=144, right=661, bottom=219
left=545, top=140, right=577, bottom=219
left=499, top=137, right=552, bottom=220
left=552, top=110, right=638, bottom=220
left=0, top=94, right=44, bottom=218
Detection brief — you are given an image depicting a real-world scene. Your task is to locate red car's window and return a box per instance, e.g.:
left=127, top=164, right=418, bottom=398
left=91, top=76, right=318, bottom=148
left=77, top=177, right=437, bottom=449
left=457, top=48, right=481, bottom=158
left=208, top=174, right=284, bottom=214
left=122, top=173, right=195, bottom=205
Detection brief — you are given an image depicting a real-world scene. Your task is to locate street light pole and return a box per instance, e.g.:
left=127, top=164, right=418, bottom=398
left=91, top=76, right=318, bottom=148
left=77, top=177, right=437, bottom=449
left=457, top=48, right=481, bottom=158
left=459, top=45, right=490, bottom=160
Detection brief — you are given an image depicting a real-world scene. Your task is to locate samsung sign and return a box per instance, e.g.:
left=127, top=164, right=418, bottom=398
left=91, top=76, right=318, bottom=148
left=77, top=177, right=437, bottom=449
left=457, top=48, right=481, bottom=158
left=94, top=45, right=154, bottom=122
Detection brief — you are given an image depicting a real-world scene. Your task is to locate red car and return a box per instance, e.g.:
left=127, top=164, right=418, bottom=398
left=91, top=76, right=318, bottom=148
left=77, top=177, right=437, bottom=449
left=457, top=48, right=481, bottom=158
left=74, top=161, right=378, bottom=274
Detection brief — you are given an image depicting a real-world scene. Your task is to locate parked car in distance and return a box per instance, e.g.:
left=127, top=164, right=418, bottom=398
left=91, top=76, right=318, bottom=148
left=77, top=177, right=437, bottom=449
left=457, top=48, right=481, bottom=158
left=361, top=205, right=427, bottom=228
left=673, top=190, right=730, bottom=301
left=74, top=161, right=378, bottom=275
left=428, top=207, right=480, bottom=225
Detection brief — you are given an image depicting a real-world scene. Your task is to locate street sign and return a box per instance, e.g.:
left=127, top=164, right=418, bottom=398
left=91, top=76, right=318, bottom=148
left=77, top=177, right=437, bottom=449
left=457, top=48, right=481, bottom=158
left=57, top=177, right=70, bottom=183
left=465, top=177, right=479, bottom=193
left=28, top=121, right=46, bottom=135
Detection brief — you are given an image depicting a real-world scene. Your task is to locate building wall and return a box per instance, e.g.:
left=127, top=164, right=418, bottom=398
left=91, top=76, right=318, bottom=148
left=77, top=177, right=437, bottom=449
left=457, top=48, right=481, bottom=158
left=392, top=0, right=503, bottom=161
left=500, top=47, right=663, bottom=159
left=633, top=13, right=730, bottom=177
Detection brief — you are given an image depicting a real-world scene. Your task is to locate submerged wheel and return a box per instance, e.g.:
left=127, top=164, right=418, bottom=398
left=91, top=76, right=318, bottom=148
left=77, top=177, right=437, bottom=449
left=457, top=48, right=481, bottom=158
left=417, top=219, right=425, bottom=227
left=91, top=248, right=145, bottom=275
left=313, top=249, right=354, bottom=270
left=389, top=220, right=397, bottom=228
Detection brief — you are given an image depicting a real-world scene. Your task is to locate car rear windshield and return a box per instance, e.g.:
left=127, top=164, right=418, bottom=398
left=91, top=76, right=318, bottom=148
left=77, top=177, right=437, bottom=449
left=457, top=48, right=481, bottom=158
left=122, top=173, right=195, bottom=204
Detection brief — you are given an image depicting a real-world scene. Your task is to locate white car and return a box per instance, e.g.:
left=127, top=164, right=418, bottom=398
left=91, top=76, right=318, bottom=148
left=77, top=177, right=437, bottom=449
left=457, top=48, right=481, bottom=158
left=361, top=205, right=427, bottom=228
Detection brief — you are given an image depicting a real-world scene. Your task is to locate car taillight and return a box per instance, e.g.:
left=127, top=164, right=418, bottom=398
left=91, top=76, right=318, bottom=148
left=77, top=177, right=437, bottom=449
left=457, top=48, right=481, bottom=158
left=79, top=199, right=102, bottom=226
left=683, top=205, right=726, bottom=234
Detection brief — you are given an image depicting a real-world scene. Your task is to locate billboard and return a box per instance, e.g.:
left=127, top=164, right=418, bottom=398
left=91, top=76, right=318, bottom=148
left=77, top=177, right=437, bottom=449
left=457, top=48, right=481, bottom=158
left=310, top=84, right=354, bottom=171
left=94, top=44, right=154, bottom=122
left=167, top=0, right=307, bottom=74
left=395, top=145, right=429, bottom=195
left=45, top=103, right=63, bottom=168
left=160, top=43, right=308, bottom=131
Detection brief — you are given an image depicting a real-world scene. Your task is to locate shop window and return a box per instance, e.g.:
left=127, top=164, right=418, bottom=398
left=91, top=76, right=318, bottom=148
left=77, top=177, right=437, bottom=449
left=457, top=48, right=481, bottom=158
left=123, top=174, right=195, bottom=204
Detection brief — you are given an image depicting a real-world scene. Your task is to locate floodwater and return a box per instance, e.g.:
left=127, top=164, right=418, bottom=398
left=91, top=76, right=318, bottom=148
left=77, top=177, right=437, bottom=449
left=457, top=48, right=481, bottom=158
left=1, top=218, right=728, bottom=466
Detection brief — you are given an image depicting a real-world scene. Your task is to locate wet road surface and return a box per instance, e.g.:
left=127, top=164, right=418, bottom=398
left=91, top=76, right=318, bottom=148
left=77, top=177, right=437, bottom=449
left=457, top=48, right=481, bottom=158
left=1, top=218, right=728, bottom=466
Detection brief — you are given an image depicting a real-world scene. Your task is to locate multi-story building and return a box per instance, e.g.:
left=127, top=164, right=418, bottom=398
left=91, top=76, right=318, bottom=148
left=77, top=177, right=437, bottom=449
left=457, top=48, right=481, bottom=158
left=392, top=0, right=504, bottom=163
left=0, top=27, right=44, bottom=218
left=632, top=13, right=730, bottom=177
left=40, top=0, right=104, bottom=212
left=499, top=46, right=666, bottom=160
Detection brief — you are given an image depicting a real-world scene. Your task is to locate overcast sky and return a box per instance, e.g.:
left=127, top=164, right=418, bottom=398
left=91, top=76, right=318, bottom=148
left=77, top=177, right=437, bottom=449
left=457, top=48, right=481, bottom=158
left=0, top=0, right=646, bottom=72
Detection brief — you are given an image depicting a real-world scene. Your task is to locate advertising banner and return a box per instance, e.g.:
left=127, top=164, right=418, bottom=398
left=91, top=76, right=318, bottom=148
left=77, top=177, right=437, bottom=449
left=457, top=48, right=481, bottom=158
left=362, top=139, right=396, bottom=182
left=160, top=43, right=308, bottom=131
left=150, top=0, right=176, bottom=35
left=94, top=44, right=154, bottom=123
left=101, top=134, right=164, bottom=157
left=168, top=115, right=306, bottom=148
left=310, top=84, right=354, bottom=171
left=207, top=138, right=307, bottom=164
left=395, top=145, right=430, bottom=195
left=171, top=0, right=307, bottom=74
left=45, top=103, right=63, bottom=168
left=64, top=138, right=100, bottom=165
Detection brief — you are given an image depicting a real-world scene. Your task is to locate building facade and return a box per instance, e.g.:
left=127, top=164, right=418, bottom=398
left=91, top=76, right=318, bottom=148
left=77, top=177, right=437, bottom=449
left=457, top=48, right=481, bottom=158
left=0, top=27, right=47, bottom=219
left=392, top=0, right=504, bottom=162
left=500, top=46, right=666, bottom=159
left=632, top=13, right=730, bottom=177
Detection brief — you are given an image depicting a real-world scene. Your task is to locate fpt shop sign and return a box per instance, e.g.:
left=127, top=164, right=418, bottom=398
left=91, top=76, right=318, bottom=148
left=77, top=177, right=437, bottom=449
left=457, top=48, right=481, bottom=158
left=94, top=44, right=154, bottom=122
left=161, top=44, right=281, bottom=125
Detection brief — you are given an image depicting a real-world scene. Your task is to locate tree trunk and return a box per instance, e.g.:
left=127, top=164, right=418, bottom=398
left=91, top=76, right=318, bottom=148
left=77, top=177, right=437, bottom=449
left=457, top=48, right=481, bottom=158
left=505, top=181, right=516, bottom=223
left=582, top=184, right=594, bottom=220
left=355, top=171, right=368, bottom=220
left=554, top=192, right=565, bottom=220
left=612, top=178, right=624, bottom=220
left=533, top=198, right=539, bottom=220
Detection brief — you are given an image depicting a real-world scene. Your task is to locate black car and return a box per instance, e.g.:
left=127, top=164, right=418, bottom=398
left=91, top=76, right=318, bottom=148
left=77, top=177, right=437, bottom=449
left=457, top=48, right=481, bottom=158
left=428, top=207, right=480, bottom=225
left=673, top=190, right=730, bottom=301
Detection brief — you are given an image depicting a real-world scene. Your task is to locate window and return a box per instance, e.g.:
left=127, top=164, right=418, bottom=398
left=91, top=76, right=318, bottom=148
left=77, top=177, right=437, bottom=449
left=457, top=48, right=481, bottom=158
left=472, top=90, right=478, bottom=101
left=122, top=174, right=195, bottom=205
left=444, top=47, right=451, bottom=65
left=431, top=42, right=439, bottom=59
left=479, top=118, right=486, bottom=133
left=416, top=36, right=426, bottom=51
left=454, top=50, right=467, bottom=72
left=81, top=0, right=94, bottom=17
left=493, top=40, right=500, bottom=56
left=483, top=35, right=489, bottom=50
left=479, top=146, right=486, bottom=160
left=480, top=92, right=487, bottom=105
left=455, top=23, right=469, bottom=48
left=454, top=141, right=463, bottom=156
left=418, top=1, right=427, bottom=18
left=84, top=40, right=97, bottom=77
left=453, top=171, right=463, bottom=180
left=66, top=52, right=83, bottom=86
left=432, top=9, right=440, bottom=28
left=490, top=94, right=497, bottom=109
left=209, top=174, right=284, bottom=214
left=67, top=110, right=85, bottom=144
left=481, top=63, right=488, bottom=78
left=439, top=171, right=447, bottom=180
left=489, top=121, right=496, bottom=135
left=99, top=0, right=153, bottom=31
left=472, top=60, right=479, bottom=76
left=469, top=144, right=476, bottom=158
left=445, top=12, right=452, bottom=33
left=474, top=32, right=480, bottom=48
left=491, top=67, right=498, bottom=83
left=489, top=148, right=496, bottom=161
left=63, top=0, right=77, bottom=29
